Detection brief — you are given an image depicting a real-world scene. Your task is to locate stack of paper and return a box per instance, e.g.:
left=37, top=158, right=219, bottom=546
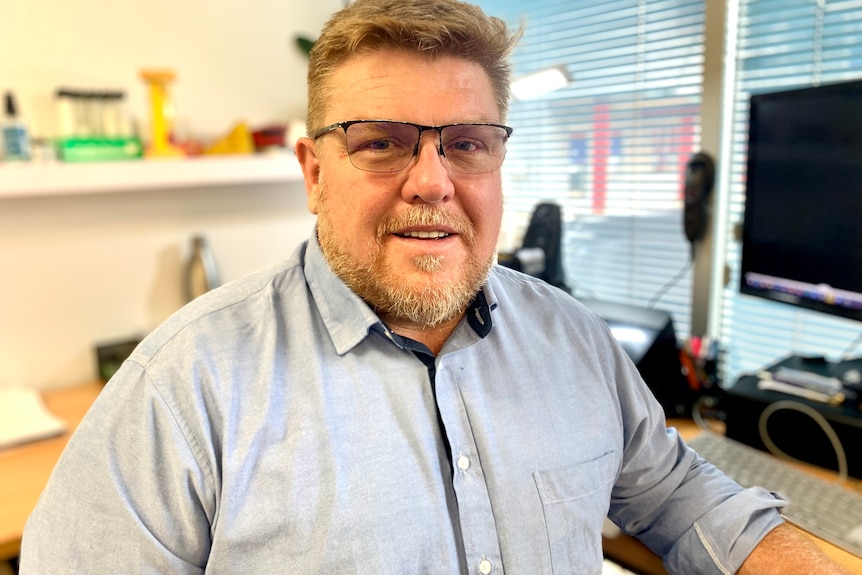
left=0, top=387, right=67, bottom=450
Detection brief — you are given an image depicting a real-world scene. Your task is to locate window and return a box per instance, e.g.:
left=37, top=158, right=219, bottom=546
left=717, top=0, right=862, bottom=381
left=480, top=0, right=707, bottom=337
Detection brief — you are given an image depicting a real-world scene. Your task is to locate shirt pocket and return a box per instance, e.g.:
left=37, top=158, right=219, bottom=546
left=533, top=451, right=617, bottom=575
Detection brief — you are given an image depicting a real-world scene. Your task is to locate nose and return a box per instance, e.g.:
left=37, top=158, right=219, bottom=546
left=400, top=132, right=455, bottom=204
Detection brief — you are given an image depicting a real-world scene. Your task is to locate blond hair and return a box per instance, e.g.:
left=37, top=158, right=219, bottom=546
left=306, top=0, right=520, bottom=134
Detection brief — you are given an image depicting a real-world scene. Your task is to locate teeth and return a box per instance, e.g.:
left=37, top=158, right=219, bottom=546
left=401, top=230, right=450, bottom=239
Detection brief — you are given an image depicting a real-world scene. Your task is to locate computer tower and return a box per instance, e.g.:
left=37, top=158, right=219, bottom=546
left=580, top=298, right=696, bottom=417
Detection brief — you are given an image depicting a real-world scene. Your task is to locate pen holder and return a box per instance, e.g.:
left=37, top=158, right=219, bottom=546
left=679, top=343, right=720, bottom=394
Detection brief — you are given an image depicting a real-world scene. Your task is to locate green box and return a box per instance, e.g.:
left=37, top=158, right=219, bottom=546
left=57, top=137, right=144, bottom=162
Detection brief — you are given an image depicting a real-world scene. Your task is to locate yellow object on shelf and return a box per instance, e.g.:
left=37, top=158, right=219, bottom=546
left=205, top=122, right=254, bottom=155
left=140, top=69, right=185, bottom=158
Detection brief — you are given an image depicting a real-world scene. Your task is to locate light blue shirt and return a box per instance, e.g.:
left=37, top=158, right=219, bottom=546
left=21, top=233, right=783, bottom=574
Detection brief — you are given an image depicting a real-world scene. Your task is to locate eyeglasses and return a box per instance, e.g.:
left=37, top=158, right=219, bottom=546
left=313, top=120, right=512, bottom=174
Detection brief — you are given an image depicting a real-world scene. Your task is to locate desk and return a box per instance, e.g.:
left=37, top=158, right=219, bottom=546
left=0, top=382, right=102, bottom=561
left=602, top=418, right=862, bottom=574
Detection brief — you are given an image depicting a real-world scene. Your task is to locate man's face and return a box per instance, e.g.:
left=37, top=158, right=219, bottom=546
left=297, top=50, right=505, bottom=328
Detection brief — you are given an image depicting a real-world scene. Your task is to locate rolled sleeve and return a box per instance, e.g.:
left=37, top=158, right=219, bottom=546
left=665, top=486, right=785, bottom=575
left=608, top=384, right=787, bottom=575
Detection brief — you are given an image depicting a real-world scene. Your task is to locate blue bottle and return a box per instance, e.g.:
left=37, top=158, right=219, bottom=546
left=2, top=91, right=31, bottom=162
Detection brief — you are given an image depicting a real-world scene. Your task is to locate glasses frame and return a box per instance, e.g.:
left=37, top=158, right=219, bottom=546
left=312, top=119, right=513, bottom=174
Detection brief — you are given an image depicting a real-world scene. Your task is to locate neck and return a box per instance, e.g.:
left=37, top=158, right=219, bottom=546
left=381, top=312, right=464, bottom=356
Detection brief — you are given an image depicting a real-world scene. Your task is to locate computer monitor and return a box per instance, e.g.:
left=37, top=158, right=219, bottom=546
left=739, top=79, right=862, bottom=322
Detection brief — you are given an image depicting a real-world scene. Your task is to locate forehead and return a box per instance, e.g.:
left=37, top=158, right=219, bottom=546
left=324, top=49, right=500, bottom=125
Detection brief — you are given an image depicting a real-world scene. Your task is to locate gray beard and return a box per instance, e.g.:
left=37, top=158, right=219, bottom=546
left=316, top=199, right=492, bottom=328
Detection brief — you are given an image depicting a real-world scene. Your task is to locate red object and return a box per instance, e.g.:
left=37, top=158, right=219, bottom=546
left=592, top=105, right=610, bottom=214
left=251, top=125, right=287, bottom=150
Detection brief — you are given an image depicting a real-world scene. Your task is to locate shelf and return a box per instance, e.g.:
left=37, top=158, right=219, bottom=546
left=0, top=153, right=304, bottom=199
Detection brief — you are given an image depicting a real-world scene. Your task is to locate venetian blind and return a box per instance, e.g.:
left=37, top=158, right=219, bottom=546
left=480, top=0, right=707, bottom=338
left=718, top=0, right=862, bottom=381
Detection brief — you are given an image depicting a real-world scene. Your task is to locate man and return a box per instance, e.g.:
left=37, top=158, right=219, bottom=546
left=20, top=0, right=850, bottom=573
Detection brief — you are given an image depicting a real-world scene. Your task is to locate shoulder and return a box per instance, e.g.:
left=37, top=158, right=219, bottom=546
left=131, top=242, right=311, bottom=368
left=487, top=264, right=607, bottom=330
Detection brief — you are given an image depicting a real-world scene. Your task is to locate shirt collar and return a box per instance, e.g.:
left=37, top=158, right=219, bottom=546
left=304, top=231, right=382, bottom=355
left=466, top=288, right=493, bottom=338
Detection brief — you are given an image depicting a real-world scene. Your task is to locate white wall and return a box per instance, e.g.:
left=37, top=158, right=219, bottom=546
left=0, top=0, right=342, bottom=390
left=1, top=0, right=342, bottom=140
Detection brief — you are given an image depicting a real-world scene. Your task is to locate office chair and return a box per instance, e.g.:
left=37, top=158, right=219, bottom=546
left=499, top=202, right=570, bottom=293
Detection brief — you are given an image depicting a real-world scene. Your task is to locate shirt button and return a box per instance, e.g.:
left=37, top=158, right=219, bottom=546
left=479, top=558, right=492, bottom=574
left=457, top=455, right=470, bottom=470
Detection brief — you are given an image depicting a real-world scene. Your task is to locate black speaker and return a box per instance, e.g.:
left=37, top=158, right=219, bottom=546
left=581, top=298, right=697, bottom=417
left=95, top=337, right=141, bottom=383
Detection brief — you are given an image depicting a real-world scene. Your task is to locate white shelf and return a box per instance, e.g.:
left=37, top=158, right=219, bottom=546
left=0, top=153, right=304, bottom=199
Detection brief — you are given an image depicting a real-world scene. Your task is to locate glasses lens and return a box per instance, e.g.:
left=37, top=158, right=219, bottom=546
left=440, top=124, right=509, bottom=174
left=342, top=121, right=510, bottom=174
left=344, top=122, right=420, bottom=173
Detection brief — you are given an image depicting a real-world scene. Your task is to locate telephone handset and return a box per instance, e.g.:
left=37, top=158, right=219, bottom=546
left=683, top=151, right=715, bottom=244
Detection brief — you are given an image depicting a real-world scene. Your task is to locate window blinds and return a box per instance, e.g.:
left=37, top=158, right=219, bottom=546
left=718, top=0, right=862, bottom=382
left=480, top=0, right=707, bottom=338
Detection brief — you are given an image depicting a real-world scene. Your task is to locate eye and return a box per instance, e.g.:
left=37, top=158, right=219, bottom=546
left=348, top=123, right=415, bottom=154
left=351, top=135, right=414, bottom=156
left=364, top=138, right=396, bottom=151
left=442, top=125, right=502, bottom=155
left=449, top=139, right=481, bottom=153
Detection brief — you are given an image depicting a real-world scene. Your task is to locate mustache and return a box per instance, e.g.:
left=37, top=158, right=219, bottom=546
left=377, top=205, right=474, bottom=241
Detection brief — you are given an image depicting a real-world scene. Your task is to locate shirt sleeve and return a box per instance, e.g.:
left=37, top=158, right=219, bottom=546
left=19, top=360, right=214, bottom=574
left=605, top=347, right=785, bottom=575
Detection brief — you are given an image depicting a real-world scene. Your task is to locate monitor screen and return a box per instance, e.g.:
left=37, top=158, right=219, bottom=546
left=739, top=79, right=862, bottom=322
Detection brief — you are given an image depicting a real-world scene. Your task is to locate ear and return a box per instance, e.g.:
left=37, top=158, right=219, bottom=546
left=295, top=136, right=322, bottom=214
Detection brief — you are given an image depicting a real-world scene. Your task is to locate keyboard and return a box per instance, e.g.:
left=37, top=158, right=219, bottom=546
left=686, top=432, right=862, bottom=558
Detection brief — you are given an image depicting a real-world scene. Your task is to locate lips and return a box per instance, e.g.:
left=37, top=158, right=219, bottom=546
left=397, top=230, right=451, bottom=239
left=379, top=206, right=473, bottom=244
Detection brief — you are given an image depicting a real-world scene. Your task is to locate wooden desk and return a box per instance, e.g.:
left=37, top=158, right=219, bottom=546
left=0, top=382, right=102, bottom=561
left=602, top=418, right=862, bottom=574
